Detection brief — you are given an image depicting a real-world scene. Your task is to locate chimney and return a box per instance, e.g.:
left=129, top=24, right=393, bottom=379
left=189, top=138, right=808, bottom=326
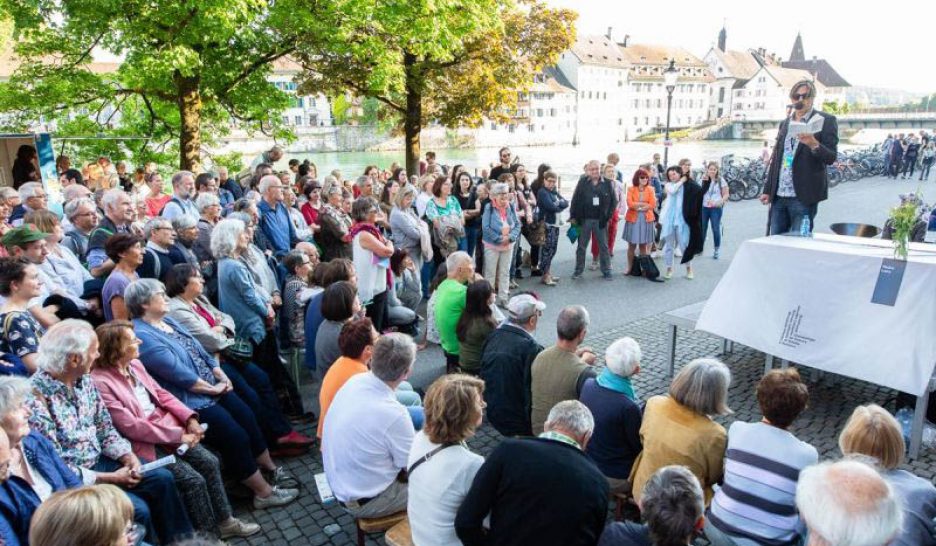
left=622, top=34, right=630, bottom=48
left=606, top=26, right=613, bottom=40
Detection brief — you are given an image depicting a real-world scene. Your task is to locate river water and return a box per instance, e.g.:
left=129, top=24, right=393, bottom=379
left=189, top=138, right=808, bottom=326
left=292, top=140, right=771, bottom=184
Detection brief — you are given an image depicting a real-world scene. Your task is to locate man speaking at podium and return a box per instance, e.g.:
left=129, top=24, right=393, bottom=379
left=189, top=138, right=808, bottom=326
left=760, top=80, right=839, bottom=235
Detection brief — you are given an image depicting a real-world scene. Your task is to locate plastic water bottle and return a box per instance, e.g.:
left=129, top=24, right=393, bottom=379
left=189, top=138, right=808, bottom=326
left=895, top=407, right=913, bottom=445
left=800, top=215, right=811, bottom=238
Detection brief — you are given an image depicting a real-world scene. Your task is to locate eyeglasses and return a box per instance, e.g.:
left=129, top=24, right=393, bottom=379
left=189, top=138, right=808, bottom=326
left=791, top=93, right=810, bottom=100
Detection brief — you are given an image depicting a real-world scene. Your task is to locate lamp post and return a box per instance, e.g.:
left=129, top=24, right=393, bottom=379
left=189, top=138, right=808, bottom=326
left=662, top=59, right=679, bottom=168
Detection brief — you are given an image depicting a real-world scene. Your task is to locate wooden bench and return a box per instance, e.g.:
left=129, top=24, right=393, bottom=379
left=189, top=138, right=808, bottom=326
left=384, top=518, right=414, bottom=546
left=355, top=511, right=407, bottom=546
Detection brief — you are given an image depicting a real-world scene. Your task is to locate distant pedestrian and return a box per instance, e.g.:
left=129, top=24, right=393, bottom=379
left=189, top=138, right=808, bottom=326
left=902, top=136, right=920, bottom=179
left=700, top=162, right=729, bottom=259
left=623, top=168, right=657, bottom=274
left=920, top=142, right=935, bottom=181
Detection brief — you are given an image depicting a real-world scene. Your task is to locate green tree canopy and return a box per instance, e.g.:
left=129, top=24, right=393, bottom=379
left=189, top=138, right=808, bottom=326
left=0, top=0, right=304, bottom=171
left=291, top=0, right=576, bottom=174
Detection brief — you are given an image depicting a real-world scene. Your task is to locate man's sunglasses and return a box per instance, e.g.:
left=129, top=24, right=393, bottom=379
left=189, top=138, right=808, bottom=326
left=791, top=93, right=810, bottom=100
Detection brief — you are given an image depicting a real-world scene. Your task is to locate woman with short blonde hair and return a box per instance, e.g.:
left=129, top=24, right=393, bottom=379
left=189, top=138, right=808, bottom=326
left=838, top=403, right=936, bottom=546
left=29, top=484, right=134, bottom=546
left=408, top=374, right=486, bottom=546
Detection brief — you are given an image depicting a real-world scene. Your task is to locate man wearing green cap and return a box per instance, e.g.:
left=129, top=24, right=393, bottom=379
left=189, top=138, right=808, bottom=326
left=1, top=225, right=59, bottom=327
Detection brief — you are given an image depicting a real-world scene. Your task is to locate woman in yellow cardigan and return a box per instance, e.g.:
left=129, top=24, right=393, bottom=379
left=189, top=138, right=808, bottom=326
left=629, top=358, right=731, bottom=505
left=623, top=168, right=658, bottom=274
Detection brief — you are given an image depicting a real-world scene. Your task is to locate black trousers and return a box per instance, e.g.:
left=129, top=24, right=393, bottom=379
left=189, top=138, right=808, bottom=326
left=366, top=289, right=389, bottom=333
left=251, top=330, right=304, bottom=416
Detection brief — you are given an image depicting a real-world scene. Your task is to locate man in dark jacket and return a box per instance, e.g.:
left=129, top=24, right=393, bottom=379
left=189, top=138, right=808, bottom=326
left=570, top=160, right=617, bottom=279
left=456, top=400, right=609, bottom=546
left=479, top=294, right=545, bottom=437
left=760, top=80, right=838, bottom=235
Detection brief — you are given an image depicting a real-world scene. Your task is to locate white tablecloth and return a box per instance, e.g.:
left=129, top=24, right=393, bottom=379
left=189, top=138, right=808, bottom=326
left=697, top=233, right=936, bottom=396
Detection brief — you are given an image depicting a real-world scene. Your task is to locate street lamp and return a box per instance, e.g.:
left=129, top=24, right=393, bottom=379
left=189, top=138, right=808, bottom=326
left=662, top=59, right=679, bottom=168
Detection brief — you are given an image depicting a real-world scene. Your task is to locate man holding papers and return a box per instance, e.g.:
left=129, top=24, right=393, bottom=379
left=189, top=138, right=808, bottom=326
left=760, top=80, right=839, bottom=235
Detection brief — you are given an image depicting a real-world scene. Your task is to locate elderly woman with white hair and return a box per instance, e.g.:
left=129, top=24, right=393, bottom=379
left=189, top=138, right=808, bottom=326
left=212, top=217, right=304, bottom=418
left=124, top=279, right=301, bottom=509
left=481, top=182, right=520, bottom=308
left=26, top=319, right=193, bottom=544
left=628, top=358, right=731, bottom=505
left=193, top=192, right=222, bottom=264
left=317, top=178, right=353, bottom=261
left=167, top=213, right=200, bottom=268
left=0, top=376, right=84, bottom=545
left=389, top=183, right=427, bottom=282
left=579, top=336, right=643, bottom=495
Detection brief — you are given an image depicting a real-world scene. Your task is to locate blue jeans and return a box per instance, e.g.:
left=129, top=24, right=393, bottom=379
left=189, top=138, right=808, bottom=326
left=420, top=260, right=435, bottom=299
left=464, top=225, right=479, bottom=257
left=93, top=457, right=192, bottom=545
left=768, top=196, right=817, bottom=236
left=222, top=361, right=292, bottom=443
left=701, top=206, right=724, bottom=248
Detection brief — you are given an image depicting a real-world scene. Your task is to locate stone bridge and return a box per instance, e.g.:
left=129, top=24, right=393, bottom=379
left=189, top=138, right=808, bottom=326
left=733, top=112, right=936, bottom=137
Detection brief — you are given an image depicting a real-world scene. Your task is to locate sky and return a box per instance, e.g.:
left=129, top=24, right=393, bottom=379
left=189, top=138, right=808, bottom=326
left=543, top=0, right=935, bottom=94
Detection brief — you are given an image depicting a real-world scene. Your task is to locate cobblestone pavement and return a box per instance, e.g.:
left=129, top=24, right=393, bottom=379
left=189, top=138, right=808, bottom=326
left=225, top=312, right=936, bottom=545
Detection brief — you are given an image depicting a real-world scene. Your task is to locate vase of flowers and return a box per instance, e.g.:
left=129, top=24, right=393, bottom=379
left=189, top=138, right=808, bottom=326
left=889, top=194, right=920, bottom=260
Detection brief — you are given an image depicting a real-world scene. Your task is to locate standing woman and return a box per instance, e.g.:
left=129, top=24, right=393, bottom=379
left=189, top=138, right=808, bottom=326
left=11, top=145, right=39, bottom=189
left=455, top=173, right=480, bottom=257
left=390, top=184, right=426, bottom=286
left=700, top=161, right=729, bottom=259
left=920, top=141, right=935, bottom=181
left=426, top=175, right=465, bottom=257
left=623, top=168, right=658, bottom=274
left=659, top=166, right=703, bottom=280
left=510, top=164, right=537, bottom=278
left=350, top=197, right=394, bottom=333
left=481, top=182, right=520, bottom=308
left=591, top=163, right=623, bottom=266
left=379, top=179, right=399, bottom=221
left=534, top=170, right=568, bottom=286
left=300, top=179, right=323, bottom=230
left=316, top=181, right=353, bottom=262
left=212, top=218, right=304, bottom=418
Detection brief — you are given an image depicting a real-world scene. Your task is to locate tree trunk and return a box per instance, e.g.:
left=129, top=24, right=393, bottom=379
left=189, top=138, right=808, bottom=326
left=403, top=52, right=422, bottom=177
left=176, top=72, right=202, bottom=172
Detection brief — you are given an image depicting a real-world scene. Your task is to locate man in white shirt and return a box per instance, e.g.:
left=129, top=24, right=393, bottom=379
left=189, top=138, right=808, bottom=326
left=322, top=333, right=417, bottom=519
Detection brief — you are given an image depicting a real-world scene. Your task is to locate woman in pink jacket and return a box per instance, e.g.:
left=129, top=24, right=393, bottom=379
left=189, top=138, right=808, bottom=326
left=91, top=321, right=261, bottom=540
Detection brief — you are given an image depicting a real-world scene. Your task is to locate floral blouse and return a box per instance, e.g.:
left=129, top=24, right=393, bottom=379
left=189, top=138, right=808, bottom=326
left=27, top=370, right=132, bottom=484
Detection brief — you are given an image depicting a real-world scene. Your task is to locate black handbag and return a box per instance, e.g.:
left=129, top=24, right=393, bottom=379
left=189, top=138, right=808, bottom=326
left=222, top=337, right=254, bottom=366
left=629, top=255, right=663, bottom=282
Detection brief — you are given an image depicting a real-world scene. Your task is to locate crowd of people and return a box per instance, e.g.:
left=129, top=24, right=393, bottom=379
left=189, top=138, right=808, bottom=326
left=882, top=131, right=936, bottom=181
left=0, top=140, right=931, bottom=546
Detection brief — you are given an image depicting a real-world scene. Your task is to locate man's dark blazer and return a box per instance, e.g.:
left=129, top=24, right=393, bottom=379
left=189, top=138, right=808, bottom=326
left=763, top=109, right=839, bottom=207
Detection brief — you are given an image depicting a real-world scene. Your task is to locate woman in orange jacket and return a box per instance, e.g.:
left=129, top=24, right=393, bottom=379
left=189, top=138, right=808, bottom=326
left=623, top=168, right=657, bottom=274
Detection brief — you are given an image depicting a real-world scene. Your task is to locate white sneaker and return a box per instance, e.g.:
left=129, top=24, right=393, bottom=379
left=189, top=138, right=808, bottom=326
left=674, top=248, right=683, bottom=258
left=253, top=486, right=299, bottom=509
left=219, top=518, right=262, bottom=539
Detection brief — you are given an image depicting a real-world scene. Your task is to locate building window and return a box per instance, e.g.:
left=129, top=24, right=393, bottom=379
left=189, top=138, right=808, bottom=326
left=657, top=99, right=662, bottom=108
left=294, top=115, right=302, bottom=126
left=645, top=99, right=651, bottom=108
left=528, top=124, right=535, bottom=132
left=603, top=92, right=607, bottom=100
left=718, top=88, right=725, bottom=102
left=633, top=99, right=639, bottom=108
left=490, top=122, right=497, bottom=130
left=633, top=117, right=638, bottom=125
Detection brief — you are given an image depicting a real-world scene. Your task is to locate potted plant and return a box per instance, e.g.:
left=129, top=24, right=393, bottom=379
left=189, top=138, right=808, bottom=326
left=888, top=192, right=922, bottom=260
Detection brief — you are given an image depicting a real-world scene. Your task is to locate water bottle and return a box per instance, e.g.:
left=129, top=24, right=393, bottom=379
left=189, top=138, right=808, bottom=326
left=800, top=214, right=811, bottom=238
left=895, top=407, right=913, bottom=445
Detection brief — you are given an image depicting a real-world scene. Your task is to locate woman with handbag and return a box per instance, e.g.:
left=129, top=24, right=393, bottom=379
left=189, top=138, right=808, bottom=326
left=164, top=263, right=311, bottom=454
left=624, top=168, right=658, bottom=275
left=534, top=171, right=568, bottom=287
left=426, top=175, right=465, bottom=258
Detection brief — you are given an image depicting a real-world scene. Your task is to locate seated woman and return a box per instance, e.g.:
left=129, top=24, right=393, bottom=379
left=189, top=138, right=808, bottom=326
left=123, top=279, right=300, bottom=509
left=579, top=337, right=643, bottom=495
left=391, top=248, right=422, bottom=315
left=213, top=217, right=304, bottom=419
left=455, top=280, right=497, bottom=376
left=91, top=321, right=261, bottom=539
left=839, top=404, right=936, bottom=546
left=29, top=484, right=136, bottom=546
left=101, top=233, right=143, bottom=322
left=386, top=249, right=418, bottom=335
left=304, top=259, right=354, bottom=375
left=317, top=318, right=377, bottom=440
left=629, top=358, right=731, bottom=506
left=407, top=374, right=485, bottom=546
left=26, top=320, right=191, bottom=545
left=706, top=368, right=817, bottom=546
left=0, top=376, right=83, bottom=545
left=25, top=210, right=98, bottom=322
left=315, top=281, right=361, bottom=378
left=0, top=258, right=46, bottom=373
left=164, top=264, right=311, bottom=453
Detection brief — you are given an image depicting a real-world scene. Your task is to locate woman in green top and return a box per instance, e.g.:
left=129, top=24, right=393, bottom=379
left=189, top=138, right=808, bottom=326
left=455, top=280, right=498, bottom=375
left=425, top=175, right=465, bottom=258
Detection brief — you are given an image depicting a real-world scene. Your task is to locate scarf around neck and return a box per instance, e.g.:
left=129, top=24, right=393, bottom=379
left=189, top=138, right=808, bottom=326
left=596, top=367, right=637, bottom=401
